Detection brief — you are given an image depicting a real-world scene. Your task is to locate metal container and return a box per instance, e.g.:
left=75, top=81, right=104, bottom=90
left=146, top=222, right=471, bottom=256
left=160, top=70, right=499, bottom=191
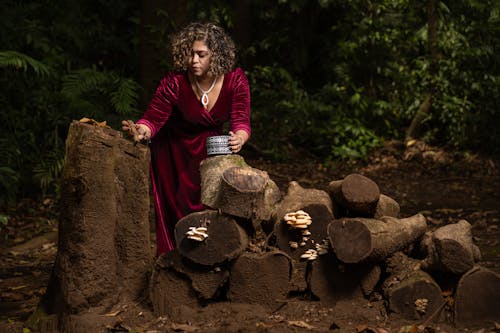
left=206, top=135, right=232, bottom=155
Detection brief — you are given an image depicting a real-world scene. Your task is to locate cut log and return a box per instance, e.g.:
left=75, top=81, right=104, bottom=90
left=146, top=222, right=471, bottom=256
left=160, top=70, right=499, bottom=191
left=40, top=121, right=152, bottom=324
left=175, top=210, right=249, bottom=267
left=328, top=174, right=380, bottom=217
left=274, top=203, right=333, bottom=261
left=374, top=194, right=400, bottom=218
left=454, top=266, right=500, bottom=326
left=228, top=251, right=292, bottom=309
left=328, top=214, right=427, bottom=263
left=383, top=252, right=444, bottom=322
left=309, top=254, right=375, bottom=305
left=217, top=166, right=281, bottom=223
left=149, top=251, right=202, bottom=319
left=420, top=220, right=481, bottom=274
left=289, top=260, right=308, bottom=293
left=153, top=250, right=229, bottom=301
left=275, top=181, right=333, bottom=221
left=200, top=155, right=281, bottom=225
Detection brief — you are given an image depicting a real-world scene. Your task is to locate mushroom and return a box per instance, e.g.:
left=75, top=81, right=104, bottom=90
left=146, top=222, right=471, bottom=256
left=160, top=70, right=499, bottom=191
left=186, top=226, right=209, bottom=241
left=284, top=210, right=313, bottom=229
left=300, top=249, right=318, bottom=261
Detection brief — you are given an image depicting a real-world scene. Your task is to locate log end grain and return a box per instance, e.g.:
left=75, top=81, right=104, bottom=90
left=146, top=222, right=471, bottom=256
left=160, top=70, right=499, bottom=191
left=228, top=251, right=292, bottom=309
left=455, top=266, right=500, bottom=326
left=328, top=219, right=372, bottom=263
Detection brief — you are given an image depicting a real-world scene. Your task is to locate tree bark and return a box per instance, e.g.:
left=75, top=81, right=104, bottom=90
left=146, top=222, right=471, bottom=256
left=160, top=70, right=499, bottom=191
left=328, top=174, right=380, bottom=217
left=276, top=181, right=333, bottom=222
left=174, top=210, right=249, bottom=267
left=454, top=266, right=500, bottom=326
left=38, top=121, right=152, bottom=332
left=420, top=220, right=481, bottom=274
left=374, top=194, right=400, bottom=218
left=328, top=214, right=427, bottom=263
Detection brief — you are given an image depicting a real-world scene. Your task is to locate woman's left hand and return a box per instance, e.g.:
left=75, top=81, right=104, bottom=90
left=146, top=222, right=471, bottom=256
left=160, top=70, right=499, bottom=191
left=229, top=130, right=247, bottom=153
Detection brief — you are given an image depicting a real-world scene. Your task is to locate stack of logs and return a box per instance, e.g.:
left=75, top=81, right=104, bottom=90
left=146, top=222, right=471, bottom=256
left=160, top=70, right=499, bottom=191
left=150, top=154, right=500, bottom=327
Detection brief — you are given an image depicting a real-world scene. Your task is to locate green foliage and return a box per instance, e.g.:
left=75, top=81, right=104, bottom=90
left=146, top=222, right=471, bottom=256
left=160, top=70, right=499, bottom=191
left=0, top=0, right=140, bottom=204
left=0, top=51, right=51, bottom=76
left=62, top=68, right=141, bottom=122
left=249, top=65, right=381, bottom=160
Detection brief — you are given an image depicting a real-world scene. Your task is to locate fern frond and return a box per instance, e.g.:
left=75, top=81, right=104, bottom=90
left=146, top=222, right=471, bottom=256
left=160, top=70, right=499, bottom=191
left=110, top=78, right=140, bottom=115
left=61, top=69, right=112, bottom=97
left=0, top=50, right=51, bottom=76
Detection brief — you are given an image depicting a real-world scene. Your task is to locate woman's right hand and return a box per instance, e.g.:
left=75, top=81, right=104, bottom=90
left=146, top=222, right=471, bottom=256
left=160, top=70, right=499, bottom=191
left=121, top=120, right=151, bottom=142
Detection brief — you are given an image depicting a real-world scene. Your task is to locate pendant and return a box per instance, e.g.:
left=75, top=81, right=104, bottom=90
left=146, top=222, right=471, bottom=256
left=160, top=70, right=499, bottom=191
left=201, top=93, right=209, bottom=108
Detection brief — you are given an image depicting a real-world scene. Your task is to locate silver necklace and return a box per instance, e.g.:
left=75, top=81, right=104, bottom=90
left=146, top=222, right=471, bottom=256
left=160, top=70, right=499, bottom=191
left=195, top=76, right=217, bottom=108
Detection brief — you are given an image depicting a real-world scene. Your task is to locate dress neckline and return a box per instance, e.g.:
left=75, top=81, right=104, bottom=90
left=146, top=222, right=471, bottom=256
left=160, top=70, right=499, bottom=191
left=185, top=72, right=226, bottom=113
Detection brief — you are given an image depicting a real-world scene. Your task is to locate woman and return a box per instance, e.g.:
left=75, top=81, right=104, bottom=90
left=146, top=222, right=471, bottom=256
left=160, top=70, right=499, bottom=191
left=122, top=22, right=251, bottom=255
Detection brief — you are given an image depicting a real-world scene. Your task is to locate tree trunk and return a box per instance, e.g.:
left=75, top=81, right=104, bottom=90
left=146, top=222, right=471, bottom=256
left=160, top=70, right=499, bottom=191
left=454, top=266, right=500, bottom=326
left=228, top=251, right=292, bottom=310
left=174, top=210, right=249, bottom=267
left=405, top=0, right=439, bottom=141
left=383, top=253, right=443, bottom=322
left=38, top=121, right=152, bottom=332
left=420, top=220, right=481, bottom=274
left=328, top=214, right=427, bottom=263
left=328, top=174, right=380, bottom=217
left=139, top=0, right=188, bottom=108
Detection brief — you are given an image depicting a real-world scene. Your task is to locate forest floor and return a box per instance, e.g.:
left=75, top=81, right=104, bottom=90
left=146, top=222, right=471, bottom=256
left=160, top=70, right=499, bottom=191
left=0, top=140, right=499, bottom=333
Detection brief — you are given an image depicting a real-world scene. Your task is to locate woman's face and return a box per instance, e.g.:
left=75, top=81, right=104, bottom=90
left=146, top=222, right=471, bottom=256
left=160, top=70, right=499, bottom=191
left=188, top=40, right=212, bottom=78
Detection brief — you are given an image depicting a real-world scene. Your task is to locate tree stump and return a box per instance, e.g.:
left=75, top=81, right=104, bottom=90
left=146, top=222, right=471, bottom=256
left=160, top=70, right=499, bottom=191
left=420, top=220, right=481, bottom=274
left=383, top=252, right=444, bottom=322
left=149, top=251, right=202, bottom=319
left=328, top=174, right=380, bottom=217
left=454, top=266, right=500, bottom=326
left=174, top=210, right=249, bottom=267
left=40, top=121, right=152, bottom=328
left=309, top=254, right=374, bottom=305
left=274, top=203, right=333, bottom=261
left=228, top=251, right=292, bottom=310
left=328, top=214, right=427, bottom=263
left=374, top=194, right=400, bottom=218
left=200, top=155, right=281, bottom=226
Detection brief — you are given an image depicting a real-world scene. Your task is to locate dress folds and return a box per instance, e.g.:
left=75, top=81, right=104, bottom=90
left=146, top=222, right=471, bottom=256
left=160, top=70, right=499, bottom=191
left=137, top=68, right=251, bottom=255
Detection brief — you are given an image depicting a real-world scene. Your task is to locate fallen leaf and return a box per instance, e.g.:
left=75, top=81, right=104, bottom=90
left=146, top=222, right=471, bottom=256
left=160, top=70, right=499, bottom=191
left=103, top=309, right=123, bottom=317
left=287, top=320, right=315, bottom=329
left=171, top=322, right=199, bottom=332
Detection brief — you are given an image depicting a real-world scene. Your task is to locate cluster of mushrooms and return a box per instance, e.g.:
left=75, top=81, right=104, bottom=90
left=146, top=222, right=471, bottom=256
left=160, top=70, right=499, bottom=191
left=284, top=210, right=330, bottom=261
left=186, top=226, right=209, bottom=242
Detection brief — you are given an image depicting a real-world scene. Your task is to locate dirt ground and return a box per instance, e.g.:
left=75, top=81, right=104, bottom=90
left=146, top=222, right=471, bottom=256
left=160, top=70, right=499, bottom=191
left=1, top=140, right=499, bottom=333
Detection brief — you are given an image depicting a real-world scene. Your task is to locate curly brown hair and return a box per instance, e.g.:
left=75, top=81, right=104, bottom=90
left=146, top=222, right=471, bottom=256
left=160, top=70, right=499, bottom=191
left=171, top=22, right=236, bottom=76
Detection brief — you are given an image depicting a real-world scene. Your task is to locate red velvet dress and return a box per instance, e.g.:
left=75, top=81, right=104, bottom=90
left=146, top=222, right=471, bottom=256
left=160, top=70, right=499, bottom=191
left=137, top=68, right=251, bottom=255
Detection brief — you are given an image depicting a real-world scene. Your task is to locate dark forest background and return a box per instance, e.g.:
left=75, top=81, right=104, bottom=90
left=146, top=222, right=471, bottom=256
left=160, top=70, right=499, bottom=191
left=1, top=0, right=499, bottom=205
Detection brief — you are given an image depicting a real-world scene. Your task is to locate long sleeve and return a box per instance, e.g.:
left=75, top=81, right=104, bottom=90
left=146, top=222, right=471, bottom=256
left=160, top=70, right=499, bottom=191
left=137, top=72, right=180, bottom=138
left=229, top=68, right=251, bottom=138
